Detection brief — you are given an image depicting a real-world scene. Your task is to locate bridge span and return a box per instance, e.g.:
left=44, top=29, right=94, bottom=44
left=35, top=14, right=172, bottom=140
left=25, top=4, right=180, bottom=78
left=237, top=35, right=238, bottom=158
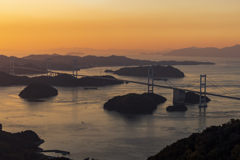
left=76, top=74, right=240, bottom=101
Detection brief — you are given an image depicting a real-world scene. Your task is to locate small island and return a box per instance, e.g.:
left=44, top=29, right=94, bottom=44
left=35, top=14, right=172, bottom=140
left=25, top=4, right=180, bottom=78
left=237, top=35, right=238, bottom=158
left=104, top=93, right=167, bottom=114
left=147, top=119, right=240, bottom=160
left=185, top=91, right=211, bottom=104
left=112, top=65, right=184, bottom=77
left=19, top=83, right=58, bottom=99
left=104, top=69, right=114, bottom=73
left=166, top=105, right=188, bottom=112
left=166, top=92, right=211, bottom=112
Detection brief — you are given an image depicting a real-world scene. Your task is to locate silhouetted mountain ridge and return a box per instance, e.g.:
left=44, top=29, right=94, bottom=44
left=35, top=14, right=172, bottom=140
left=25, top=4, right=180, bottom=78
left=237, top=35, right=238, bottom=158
left=0, top=54, right=214, bottom=74
left=23, top=54, right=214, bottom=67
left=164, top=44, right=240, bottom=57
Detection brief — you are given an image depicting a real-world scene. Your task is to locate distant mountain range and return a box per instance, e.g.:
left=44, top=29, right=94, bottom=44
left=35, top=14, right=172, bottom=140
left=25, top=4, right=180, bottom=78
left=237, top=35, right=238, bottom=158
left=23, top=54, right=214, bottom=67
left=164, top=45, right=240, bottom=57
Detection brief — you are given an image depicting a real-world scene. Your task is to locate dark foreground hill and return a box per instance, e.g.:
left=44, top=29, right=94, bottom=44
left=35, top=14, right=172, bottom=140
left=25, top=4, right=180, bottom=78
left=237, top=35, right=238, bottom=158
left=113, top=65, right=184, bottom=77
left=0, top=128, right=44, bottom=160
left=0, top=125, right=70, bottom=160
left=147, top=119, right=240, bottom=160
left=0, top=72, right=123, bottom=86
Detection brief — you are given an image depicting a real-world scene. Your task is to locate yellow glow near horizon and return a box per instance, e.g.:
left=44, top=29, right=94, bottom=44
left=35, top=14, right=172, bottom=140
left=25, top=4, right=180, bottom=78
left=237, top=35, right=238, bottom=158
left=0, top=0, right=240, bottom=55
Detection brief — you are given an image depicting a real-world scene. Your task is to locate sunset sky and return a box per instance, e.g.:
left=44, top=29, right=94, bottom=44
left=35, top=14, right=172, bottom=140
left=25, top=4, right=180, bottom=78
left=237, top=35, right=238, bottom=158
left=0, top=0, right=240, bottom=56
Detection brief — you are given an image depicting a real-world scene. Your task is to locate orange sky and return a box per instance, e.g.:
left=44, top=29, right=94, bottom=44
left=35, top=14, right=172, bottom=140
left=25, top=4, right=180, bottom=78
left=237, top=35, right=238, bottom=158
left=0, top=0, right=240, bottom=56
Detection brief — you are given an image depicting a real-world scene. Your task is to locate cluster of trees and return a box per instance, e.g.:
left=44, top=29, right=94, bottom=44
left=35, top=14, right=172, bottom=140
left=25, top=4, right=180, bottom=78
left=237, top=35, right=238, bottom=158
left=148, top=119, right=240, bottom=160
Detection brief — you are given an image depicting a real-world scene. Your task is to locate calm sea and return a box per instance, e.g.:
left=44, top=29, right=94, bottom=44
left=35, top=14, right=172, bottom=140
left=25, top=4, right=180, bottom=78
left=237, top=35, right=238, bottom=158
left=1, top=56, right=240, bottom=160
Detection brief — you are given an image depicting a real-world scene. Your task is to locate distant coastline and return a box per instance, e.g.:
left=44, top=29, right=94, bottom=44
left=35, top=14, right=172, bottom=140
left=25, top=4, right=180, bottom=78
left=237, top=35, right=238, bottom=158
left=0, top=72, right=123, bottom=87
left=0, top=54, right=214, bottom=75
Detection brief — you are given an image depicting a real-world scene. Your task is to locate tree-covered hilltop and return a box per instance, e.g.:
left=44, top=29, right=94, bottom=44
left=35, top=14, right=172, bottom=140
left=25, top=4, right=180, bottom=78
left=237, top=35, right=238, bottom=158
left=104, top=93, right=167, bottom=114
left=113, top=65, right=185, bottom=78
left=147, top=119, right=240, bottom=160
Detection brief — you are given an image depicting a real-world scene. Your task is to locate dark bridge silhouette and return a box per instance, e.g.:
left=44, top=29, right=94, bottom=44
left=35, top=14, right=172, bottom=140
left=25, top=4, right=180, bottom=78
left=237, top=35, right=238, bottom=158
left=5, top=57, right=240, bottom=104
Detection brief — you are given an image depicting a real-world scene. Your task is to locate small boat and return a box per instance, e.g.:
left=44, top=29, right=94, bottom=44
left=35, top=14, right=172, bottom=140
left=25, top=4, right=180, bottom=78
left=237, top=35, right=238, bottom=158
left=84, top=87, right=97, bottom=90
left=154, top=78, right=167, bottom=81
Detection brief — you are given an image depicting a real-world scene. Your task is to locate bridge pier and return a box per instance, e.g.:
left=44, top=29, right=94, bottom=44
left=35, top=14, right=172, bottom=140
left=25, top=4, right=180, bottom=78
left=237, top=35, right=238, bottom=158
left=198, top=74, right=207, bottom=116
left=199, top=107, right=206, bottom=116
left=9, top=56, right=15, bottom=75
left=72, top=59, right=78, bottom=78
left=46, top=58, right=52, bottom=76
left=173, top=89, right=185, bottom=105
left=148, top=66, right=154, bottom=93
left=198, top=74, right=207, bottom=108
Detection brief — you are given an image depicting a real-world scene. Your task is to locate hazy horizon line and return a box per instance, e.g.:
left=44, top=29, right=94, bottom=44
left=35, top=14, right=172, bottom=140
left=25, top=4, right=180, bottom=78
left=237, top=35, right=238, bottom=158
left=0, top=44, right=239, bottom=58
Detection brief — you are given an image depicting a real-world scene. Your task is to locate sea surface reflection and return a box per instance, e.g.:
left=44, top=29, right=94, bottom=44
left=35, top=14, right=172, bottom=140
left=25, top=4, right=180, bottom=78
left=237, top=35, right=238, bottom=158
left=1, top=56, right=240, bottom=160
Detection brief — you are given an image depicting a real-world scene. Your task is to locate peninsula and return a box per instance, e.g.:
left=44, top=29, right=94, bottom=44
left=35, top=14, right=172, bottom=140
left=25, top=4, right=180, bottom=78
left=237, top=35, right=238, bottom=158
left=0, top=72, right=123, bottom=86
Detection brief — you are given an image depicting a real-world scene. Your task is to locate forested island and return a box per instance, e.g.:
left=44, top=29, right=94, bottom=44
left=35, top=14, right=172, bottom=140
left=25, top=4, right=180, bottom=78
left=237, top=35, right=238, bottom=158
left=111, top=65, right=184, bottom=77
left=0, top=72, right=123, bottom=86
left=104, top=93, right=167, bottom=114
left=19, top=83, right=58, bottom=99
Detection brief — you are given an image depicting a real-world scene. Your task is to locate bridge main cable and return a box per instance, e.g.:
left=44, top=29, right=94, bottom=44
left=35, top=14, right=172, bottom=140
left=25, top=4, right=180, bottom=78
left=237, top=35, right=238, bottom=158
left=77, top=74, right=240, bottom=101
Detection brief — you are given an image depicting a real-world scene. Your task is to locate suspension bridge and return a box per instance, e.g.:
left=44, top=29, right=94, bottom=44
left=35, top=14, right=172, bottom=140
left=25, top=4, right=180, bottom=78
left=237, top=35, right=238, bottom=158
left=3, top=57, right=240, bottom=109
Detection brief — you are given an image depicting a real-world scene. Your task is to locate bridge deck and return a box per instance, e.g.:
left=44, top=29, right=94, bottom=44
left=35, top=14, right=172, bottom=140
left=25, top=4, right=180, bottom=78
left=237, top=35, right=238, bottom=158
left=76, top=75, right=240, bottom=101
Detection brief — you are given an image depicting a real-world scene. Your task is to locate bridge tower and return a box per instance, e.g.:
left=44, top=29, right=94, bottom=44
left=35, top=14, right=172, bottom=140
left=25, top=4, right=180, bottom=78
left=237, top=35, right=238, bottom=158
left=198, top=74, right=207, bottom=109
left=46, top=58, right=52, bottom=76
left=72, top=60, right=78, bottom=78
left=148, top=66, right=154, bottom=93
left=9, top=56, right=15, bottom=75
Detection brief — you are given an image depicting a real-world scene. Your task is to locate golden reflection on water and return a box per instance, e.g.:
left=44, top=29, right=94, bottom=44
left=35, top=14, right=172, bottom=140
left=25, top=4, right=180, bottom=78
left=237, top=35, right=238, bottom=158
left=1, top=57, right=240, bottom=159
